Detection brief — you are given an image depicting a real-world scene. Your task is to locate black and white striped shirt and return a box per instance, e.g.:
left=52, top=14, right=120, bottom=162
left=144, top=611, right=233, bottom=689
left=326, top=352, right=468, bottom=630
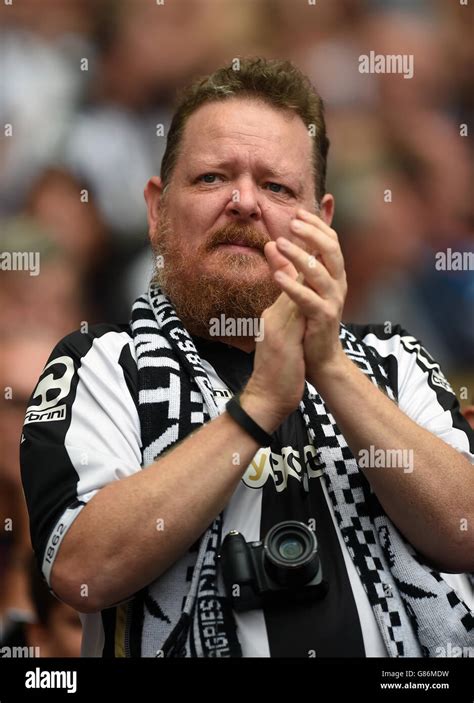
left=20, top=322, right=474, bottom=657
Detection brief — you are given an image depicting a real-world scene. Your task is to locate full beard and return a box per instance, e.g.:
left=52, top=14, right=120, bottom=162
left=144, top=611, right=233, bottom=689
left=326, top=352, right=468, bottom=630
left=151, top=215, right=281, bottom=339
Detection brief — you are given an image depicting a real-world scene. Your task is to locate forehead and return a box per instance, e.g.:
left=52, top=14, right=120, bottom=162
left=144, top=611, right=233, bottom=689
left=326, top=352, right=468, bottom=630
left=178, top=97, right=313, bottom=172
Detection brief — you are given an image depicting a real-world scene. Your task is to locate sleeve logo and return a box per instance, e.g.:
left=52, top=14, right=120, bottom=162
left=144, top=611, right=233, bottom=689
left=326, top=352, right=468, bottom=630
left=24, top=355, right=75, bottom=424
left=400, top=336, right=453, bottom=393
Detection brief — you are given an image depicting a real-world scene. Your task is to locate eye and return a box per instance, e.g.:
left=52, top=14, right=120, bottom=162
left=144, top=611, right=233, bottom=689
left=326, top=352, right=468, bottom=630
left=197, top=173, right=223, bottom=184
left=265, top=182, right=291, bottom=195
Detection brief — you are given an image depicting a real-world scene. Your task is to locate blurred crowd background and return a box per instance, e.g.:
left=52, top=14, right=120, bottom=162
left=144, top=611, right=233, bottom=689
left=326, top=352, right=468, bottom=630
left=0, top=0, right=472, bottom=656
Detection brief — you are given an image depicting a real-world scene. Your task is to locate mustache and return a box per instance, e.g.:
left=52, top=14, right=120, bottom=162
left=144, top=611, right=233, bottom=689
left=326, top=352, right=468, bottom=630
left=204, top=223, right=270, bottom=253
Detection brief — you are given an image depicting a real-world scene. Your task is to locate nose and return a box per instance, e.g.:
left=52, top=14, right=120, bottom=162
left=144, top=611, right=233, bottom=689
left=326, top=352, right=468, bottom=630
left=224, top=177, right=262, bottom=221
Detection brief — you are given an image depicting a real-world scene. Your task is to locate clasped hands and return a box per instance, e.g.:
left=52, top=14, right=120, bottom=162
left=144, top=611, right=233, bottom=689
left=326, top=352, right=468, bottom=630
left=264, top=208, right=348, bottom=383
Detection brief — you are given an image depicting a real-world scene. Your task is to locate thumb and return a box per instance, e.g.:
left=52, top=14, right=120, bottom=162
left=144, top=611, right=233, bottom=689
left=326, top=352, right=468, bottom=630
left=264, top=241, right=298, bottom=279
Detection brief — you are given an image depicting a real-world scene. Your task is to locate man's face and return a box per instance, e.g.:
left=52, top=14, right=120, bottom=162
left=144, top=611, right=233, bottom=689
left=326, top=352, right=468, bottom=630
left=146, top=97, right=330, bottom=335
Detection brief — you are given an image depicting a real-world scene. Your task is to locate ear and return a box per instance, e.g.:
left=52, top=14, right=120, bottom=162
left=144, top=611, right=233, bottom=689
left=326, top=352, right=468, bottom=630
left=319, top=193, right=335, bottom=227
left=144, top=176, right=165, bottom=235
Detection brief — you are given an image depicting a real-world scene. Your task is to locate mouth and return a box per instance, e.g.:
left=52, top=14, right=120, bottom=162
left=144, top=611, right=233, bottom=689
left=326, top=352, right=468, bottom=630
left=216, top=242, right=262, bottom=253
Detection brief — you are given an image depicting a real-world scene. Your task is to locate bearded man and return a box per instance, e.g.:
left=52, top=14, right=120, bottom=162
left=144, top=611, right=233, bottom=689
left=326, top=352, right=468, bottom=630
left=21, top=58, right=474, bottom=658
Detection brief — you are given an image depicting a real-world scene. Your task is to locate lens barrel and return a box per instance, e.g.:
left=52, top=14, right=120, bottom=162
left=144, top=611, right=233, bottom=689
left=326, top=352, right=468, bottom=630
left=263, top=521, right=320, bottom=587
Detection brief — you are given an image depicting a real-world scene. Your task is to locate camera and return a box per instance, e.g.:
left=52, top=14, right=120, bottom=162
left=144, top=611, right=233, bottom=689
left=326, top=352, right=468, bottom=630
left=219, top=520, right=328, bottom=612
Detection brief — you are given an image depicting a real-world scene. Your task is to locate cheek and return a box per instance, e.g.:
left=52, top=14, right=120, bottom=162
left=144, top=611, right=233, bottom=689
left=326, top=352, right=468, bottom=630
left=172, top=194, right=222, bottom=236
left=262, top=208, right=293, bottom=241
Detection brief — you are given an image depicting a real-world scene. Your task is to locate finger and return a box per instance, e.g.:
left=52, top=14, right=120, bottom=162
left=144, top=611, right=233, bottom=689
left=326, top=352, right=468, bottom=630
left=264, top=243, right=306, bottom=323
left=272, top=286, right=303, bottom=323
left=281, top=272, right=306, bottom=332
left=261, top=288, right=304, bottom=341
left=264, top=240, right=298, bottom=279
left=295, top=208, right=337, bottom=240
left=275, top=237, right=336, bottom=298
left=264, top=242, right=303, bottom=322
left=289, top=220, right=344, bottom=278
left=274, top=269, right=329, bottom=319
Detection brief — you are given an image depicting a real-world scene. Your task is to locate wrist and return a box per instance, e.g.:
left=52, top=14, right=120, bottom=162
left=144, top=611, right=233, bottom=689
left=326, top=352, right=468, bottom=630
left=239, top=387, right=286, bottom=434
left=307, top=348, right=351, bottom=387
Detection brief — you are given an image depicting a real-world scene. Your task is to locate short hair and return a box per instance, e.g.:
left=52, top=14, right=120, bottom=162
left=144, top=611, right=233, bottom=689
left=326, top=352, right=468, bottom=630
left=160, top=57, right=330, bottom=202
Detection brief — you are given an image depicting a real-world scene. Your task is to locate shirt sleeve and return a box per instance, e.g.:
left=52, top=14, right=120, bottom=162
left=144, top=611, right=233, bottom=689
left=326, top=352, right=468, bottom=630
left=361, top=325, right=474, bottom=463
left=20, top=326, right=142, bottom=586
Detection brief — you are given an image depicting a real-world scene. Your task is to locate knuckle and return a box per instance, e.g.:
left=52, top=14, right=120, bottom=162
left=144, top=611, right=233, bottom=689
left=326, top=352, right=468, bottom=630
left=322, top=305, right=338, bottom=322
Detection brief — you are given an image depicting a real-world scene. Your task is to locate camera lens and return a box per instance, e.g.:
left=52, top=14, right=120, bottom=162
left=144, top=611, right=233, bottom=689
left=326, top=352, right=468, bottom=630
left=263, top=521, right=320, bottom=587
left=277, top=535, right=304, bottom=561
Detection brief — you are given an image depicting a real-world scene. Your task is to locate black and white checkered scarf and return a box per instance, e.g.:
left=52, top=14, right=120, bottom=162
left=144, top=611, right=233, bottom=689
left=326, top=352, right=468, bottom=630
left=129, top=282, right=473, bottom=657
